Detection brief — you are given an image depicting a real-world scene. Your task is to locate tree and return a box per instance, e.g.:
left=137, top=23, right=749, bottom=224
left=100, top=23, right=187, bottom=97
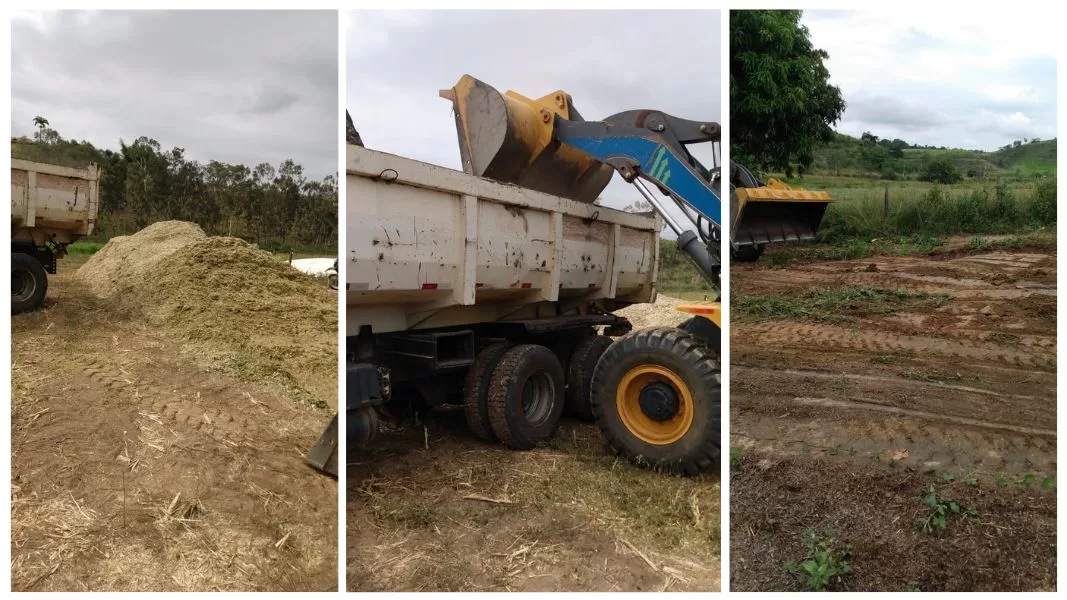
left=921, top=157, right=962, bottom=184
left=32, top=116, right=49, bottom=129
left=730, top=10, right=846, bottom=176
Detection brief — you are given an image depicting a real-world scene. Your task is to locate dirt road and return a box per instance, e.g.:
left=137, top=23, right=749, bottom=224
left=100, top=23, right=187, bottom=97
left=347, top=295, right=720, bottom=592
left=11, top=258, right=337, bottom=591
left=729, top=241, right=1057, bottom=591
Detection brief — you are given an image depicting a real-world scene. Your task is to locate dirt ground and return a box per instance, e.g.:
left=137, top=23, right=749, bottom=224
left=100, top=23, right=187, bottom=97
left=729, top=238, right=1057, bottom=592
left=346, top=295, right=720, bottom=592
left=11, top=255, right=338, bottom=591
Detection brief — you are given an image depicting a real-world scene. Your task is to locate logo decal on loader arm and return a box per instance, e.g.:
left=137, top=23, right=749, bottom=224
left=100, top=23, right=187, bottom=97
left=647, top=145, right=672, bottom=185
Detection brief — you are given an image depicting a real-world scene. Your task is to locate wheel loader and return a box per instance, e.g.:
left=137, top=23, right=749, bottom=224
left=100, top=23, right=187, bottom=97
left=308, top=77, right=827, bottom=477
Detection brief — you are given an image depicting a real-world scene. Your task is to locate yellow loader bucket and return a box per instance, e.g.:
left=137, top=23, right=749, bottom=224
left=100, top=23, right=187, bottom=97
left=731, top=178, right=831, bottom=247
left=440, top=74, right=614, bottom=204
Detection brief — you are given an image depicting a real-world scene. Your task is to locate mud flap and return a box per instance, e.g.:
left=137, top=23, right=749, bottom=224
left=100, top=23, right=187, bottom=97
left=305, top=414, right=338, bottom=477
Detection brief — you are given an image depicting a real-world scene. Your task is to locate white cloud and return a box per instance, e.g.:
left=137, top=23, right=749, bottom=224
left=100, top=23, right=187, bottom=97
left=802, top=9, right=1057, bottom=150
left=347, top=9, right=722, bottom=215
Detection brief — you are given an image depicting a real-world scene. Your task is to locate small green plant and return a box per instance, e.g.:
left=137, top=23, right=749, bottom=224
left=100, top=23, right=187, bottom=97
left=996, top=473, right=1008, bottom=488
left=1041, top=476, right=1056, bottom=490
left=730, top=450, right=741, bottom=472
left=1017, top=473, right=1037, bottom=490
left=906, top=581, right=922, bottom=592
left=919, top=486, right=977, bottom=533
left=785, top=528, right=853, bottom=591
left=969, top=236, right=990, bottom=249
left=942, top=471, right=956, bottom=482
left=964, top=473, right=979, bottom=487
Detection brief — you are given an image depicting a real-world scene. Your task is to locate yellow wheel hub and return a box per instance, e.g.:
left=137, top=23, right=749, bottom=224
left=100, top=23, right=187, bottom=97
left=616, top=364, right=693, bottom=445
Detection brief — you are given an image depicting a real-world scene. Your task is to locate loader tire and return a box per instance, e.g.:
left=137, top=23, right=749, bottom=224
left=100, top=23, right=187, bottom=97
left=463, top=341, right=512, bottom=442
left=12, top=252, right=48, bottom=315
left=487, top=344, right=565, bottom=450
left=591, top=327, right=720, bottom=476
left=566, top=335, right=614, bottom=421
left=731, top=244, right=764, bottom=262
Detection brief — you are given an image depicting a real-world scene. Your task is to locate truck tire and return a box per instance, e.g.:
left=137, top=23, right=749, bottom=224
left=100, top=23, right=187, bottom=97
left=487, top=344, right=565, bottom=450
left=12, top=252, right=48, bottom=315
left=566, top=335, right=614, bottom=421
left=731, top=244, right=764, bottom=262
left=590, top=327, right=720, bottom=476
left=462, top=341, right=512, bottom=442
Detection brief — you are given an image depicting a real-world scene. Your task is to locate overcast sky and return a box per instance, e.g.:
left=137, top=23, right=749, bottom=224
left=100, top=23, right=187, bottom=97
left=11, top=10, right=338, bottom=179
left=346, top=10, right=721, bottom=212
left=802, top=10, right=1057, bottom=151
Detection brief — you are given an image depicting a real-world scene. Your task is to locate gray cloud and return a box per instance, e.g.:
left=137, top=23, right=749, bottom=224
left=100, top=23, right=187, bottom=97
left=347, top=10, right=721, bottom=214
left=11, top=10, right=338, bottom=179
left=844, top=93, right=951, bottom=132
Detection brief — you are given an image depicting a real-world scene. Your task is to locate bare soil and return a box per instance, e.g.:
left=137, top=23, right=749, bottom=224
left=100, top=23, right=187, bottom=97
left=346, top=293, right=720, bottom=594
left=729, top=242, right=1057, bottom=591
left=11, top=253, right=337, bottom=591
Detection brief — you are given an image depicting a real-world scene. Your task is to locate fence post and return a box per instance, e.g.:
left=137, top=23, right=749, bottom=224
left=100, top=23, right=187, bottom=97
left=884, top=186, right=890, bottom=217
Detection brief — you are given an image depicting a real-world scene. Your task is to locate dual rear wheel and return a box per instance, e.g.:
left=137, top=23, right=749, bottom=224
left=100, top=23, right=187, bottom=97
left=461, top=325, right=720, bottom=475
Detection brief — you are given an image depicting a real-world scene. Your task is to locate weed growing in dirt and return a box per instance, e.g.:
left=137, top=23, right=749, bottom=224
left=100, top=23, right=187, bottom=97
left=785, top=528, right=852, bottom=592
left=970, top=236, right=991, bottom=250
left=906, top=581, right=922, bottom=592
left=1042, top=477, right=1056, bottom=490
left=730, top=450, right=741, bottom=472
left=1016, top=474, right=1037, bottom=490
left=760, top=234, right=942, bottom=266
left=919, top=486, right=977, bottom=533
left=733, top=286, right=953, bottom=322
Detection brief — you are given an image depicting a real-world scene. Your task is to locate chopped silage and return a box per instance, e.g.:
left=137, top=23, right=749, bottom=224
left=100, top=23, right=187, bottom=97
left=77, top=221, right=337, bottom=410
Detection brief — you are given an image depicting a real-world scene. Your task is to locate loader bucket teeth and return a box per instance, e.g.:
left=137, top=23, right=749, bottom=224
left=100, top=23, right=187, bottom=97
left=440, top=74, right=614, bottom=204
left=305, top=414, right=338, bottom=477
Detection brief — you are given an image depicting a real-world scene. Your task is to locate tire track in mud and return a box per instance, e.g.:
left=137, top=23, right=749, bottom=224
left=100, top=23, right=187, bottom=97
left=731, top=248, right=1057, bottom=477
left=732, top=399, right=1057, bottom=475
left=737, top=321, right=1055, bottom=370
left=732, top=365, right=1042, bottom=401
left=77, top=357, right=256, bottom=440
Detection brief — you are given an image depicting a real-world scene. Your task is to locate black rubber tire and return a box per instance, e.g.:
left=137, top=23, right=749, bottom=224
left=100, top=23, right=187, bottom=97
left=731, top=244, right=764, bottom=262
left=566, top=335, right=614, bottom=421
left=680, top=317, right=722, bottom=360
left=487, top=344, right=565, bottom=450
left=591, top=326, right=720, bottom=476
left=462, top=342, right=512, bottom=442
left=12, top=252, right=48, bottom=315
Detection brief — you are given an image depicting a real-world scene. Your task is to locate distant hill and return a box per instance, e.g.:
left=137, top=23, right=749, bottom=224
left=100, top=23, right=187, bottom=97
left=803, top=132, right=1056, bottom=180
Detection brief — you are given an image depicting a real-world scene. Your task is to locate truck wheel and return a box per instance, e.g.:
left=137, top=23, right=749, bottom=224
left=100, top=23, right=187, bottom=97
left=463, top=341, right=512, bottom=442
left=731, top=244, right=764, bottom=262
left=566, top=335, right=613, bottom=421
left=488, top=344, right=565, bottom=450
left=12, top=252, right=48, bottom=315
left=591, top=327, right=720, bottom=476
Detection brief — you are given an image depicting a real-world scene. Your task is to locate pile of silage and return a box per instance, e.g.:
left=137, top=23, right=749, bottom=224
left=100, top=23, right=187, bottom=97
left=77, top=221, right=337, bottom=409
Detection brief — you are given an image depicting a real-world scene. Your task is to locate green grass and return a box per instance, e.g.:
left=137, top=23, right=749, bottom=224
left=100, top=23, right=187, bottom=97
left=66, top=240, right=104, bottom=255
left=814, top=180, right=1055, bottom=242
left=733, top=286, right=953, bottom=323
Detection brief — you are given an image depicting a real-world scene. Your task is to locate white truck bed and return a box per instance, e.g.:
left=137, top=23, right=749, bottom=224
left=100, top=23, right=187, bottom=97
left=11, top=158, right=100, bottom=245
left=346, top=145, right=661, bottom=335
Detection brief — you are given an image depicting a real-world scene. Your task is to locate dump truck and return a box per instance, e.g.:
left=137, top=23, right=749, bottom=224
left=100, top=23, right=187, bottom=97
left=308, top=77, right=723, bottom=477
left=11, top=158, right=100, bottom=313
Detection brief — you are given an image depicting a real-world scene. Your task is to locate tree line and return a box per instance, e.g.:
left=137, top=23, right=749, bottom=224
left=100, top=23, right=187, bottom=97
left=14, top=118, right=338, bottom=252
